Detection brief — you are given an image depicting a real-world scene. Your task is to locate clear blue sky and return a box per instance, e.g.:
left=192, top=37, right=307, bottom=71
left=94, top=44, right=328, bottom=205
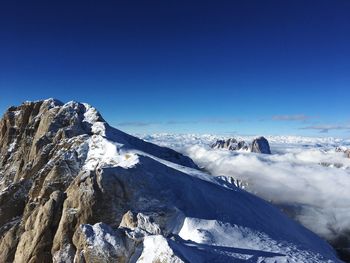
left=1, top=0, right=349, bottom=136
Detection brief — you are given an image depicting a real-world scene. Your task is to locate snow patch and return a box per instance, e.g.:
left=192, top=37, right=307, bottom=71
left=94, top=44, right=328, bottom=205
left=8, top=139, right=17, bottom=153
left=82, top=103, right=100, bottom=124
left=179, top=218, right=286, bottom=259
left=137, top=235, right=184, bottom=263
left=83, top=135, right=138, bottom=170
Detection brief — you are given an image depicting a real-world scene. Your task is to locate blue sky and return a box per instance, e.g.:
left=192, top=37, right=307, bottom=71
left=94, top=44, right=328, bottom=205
left=1, top=0, right=349, bottom=136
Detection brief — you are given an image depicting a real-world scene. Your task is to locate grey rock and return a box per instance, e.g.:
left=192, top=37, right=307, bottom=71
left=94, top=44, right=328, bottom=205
left=251, top=136, right=271, bottom=154
left=336, top=147, right=350, bottom=158
left=211, top=137, right=270, bottom=154
left=0, top=99, right=198, bottom=263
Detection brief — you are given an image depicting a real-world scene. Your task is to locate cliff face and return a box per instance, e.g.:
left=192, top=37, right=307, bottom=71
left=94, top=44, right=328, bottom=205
left=0, top=99, right=197, bottom=262
left=0, top=99, right=341, bottom=262
left=0, top=99, right=85, bottom=262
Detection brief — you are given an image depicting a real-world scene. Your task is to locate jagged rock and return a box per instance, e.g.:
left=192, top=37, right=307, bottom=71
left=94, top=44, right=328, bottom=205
left=251, top=136, right=271, bottom=154
left=211, top=138, right=248, bottom=151
left=336, top=147, right=350, bottom=158
left=237, top=140, right=249, bottom=151
left=211, top=137, right=270, bottom=154
left=0, top=99, right=198, bottom=263
left=319, top=162, right=344, bottom=169
left=14, top=191, right=65, bottom=263
left=0, top=99, right=92, bottom=263
left=72, top=223, right=133, bottom=263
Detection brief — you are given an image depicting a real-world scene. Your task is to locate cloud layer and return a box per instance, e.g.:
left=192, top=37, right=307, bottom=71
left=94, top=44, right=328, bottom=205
left=142, top=133, right=350, bottom=245
left=184, top=144, right=350, bottom=242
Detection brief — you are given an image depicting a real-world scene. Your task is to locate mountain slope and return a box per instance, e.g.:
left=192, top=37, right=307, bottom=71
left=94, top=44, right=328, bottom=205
left=0, top=99, right=341, bottom=262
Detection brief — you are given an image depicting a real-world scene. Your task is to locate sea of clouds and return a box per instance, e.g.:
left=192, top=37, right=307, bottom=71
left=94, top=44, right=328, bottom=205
left=140, top=133, right=350, bottom=244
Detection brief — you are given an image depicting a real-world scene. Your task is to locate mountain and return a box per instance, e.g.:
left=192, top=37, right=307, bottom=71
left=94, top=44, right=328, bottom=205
left=0, top=99, right=341, bottom=262
left=211, top=136, right=271, bottom=154
left=336, top=147, right=350, bottom=159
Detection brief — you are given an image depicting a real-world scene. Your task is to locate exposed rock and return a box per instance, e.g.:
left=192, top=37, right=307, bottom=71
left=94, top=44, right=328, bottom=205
left=0, top=99, right=197, bottom=263
left=251, top=136, right=271, bottom=154
left=14, top=190, right=65, bottom=263
left=336, top=147, right=350, bottom=158
left=72, top=223, right=133, bottom=263
left=319, top=162, right=344, bottom=169
left=211, top=138, right=249, bottom=151
left=211, top=136, right=270, bottom=154
left=0, top=99, right=92, bottom=263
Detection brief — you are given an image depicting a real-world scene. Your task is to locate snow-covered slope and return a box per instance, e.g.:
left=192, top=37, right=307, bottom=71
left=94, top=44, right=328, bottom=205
left=0, top=100, right=342, bottom=262
left=97, top=156, right=340, bottom=262
left=67, top=103, right=341, bottom=262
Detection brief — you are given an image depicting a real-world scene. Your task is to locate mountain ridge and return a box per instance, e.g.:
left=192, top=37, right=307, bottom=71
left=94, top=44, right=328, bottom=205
left=0, top=99, right=341, bottom=262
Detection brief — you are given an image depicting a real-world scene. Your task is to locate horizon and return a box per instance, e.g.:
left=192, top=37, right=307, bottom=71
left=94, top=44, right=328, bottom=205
left=1, top=97, right=349, bottom=140
left=1, top=0, right=349, bottom=137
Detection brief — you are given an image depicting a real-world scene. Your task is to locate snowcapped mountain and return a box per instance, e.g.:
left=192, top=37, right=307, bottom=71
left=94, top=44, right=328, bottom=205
left=0, top=99, right=342, bottom=262
left=211, top=136, right=271, bottom=154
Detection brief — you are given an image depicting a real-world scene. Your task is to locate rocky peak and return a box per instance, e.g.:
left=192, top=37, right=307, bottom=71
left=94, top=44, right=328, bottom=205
left=211, top=136, right=271, bottom=154
left=0, top=99, right=197, bottom=262
left=251, top=136, right=271, bottom=154
left=211, top=138, right=250, bottom=151
left=336, top=146, right=350, bottom=159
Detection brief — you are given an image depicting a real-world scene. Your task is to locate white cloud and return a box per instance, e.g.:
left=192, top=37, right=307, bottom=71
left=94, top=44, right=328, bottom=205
left=300, top=124, right=350, bottom=133
left=184, top=144, right=350, bottom=242
left=272, top=114, right=312, bottom=121
left=141, top=133, right=350, bottom=244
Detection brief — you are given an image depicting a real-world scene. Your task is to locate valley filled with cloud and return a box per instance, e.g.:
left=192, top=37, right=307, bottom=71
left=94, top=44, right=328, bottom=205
left=142, top=134, right=350, bottom=247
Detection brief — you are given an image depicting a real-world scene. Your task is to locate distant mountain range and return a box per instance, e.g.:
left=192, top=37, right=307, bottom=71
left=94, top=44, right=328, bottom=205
left=211, top=136, right=271, bottom=154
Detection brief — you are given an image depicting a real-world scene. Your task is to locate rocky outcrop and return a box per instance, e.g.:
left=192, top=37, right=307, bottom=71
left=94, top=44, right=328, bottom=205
left=0, top=99, right=197, bottom=263
left=211, top=138, right=249, bottom=151
left=0, top=99, right=92, bottom=263
left=336, top=147, right=350, bottom=159
left=346, top=150, right=350, bottom=159
left=211, top=136, right=271, bottom=154
left=251, top=136, right=271, bottom=154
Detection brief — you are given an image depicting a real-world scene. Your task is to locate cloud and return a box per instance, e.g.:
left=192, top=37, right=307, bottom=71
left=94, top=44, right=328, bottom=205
left=272, top=114, right=312, bottom=121
left=144, top=133, right=350, bottom=246
left=165, top=120, right=199, bottom=125
left=300, top=124, right=350, bottom=133
left=183, top=144, right=350, bottom=243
